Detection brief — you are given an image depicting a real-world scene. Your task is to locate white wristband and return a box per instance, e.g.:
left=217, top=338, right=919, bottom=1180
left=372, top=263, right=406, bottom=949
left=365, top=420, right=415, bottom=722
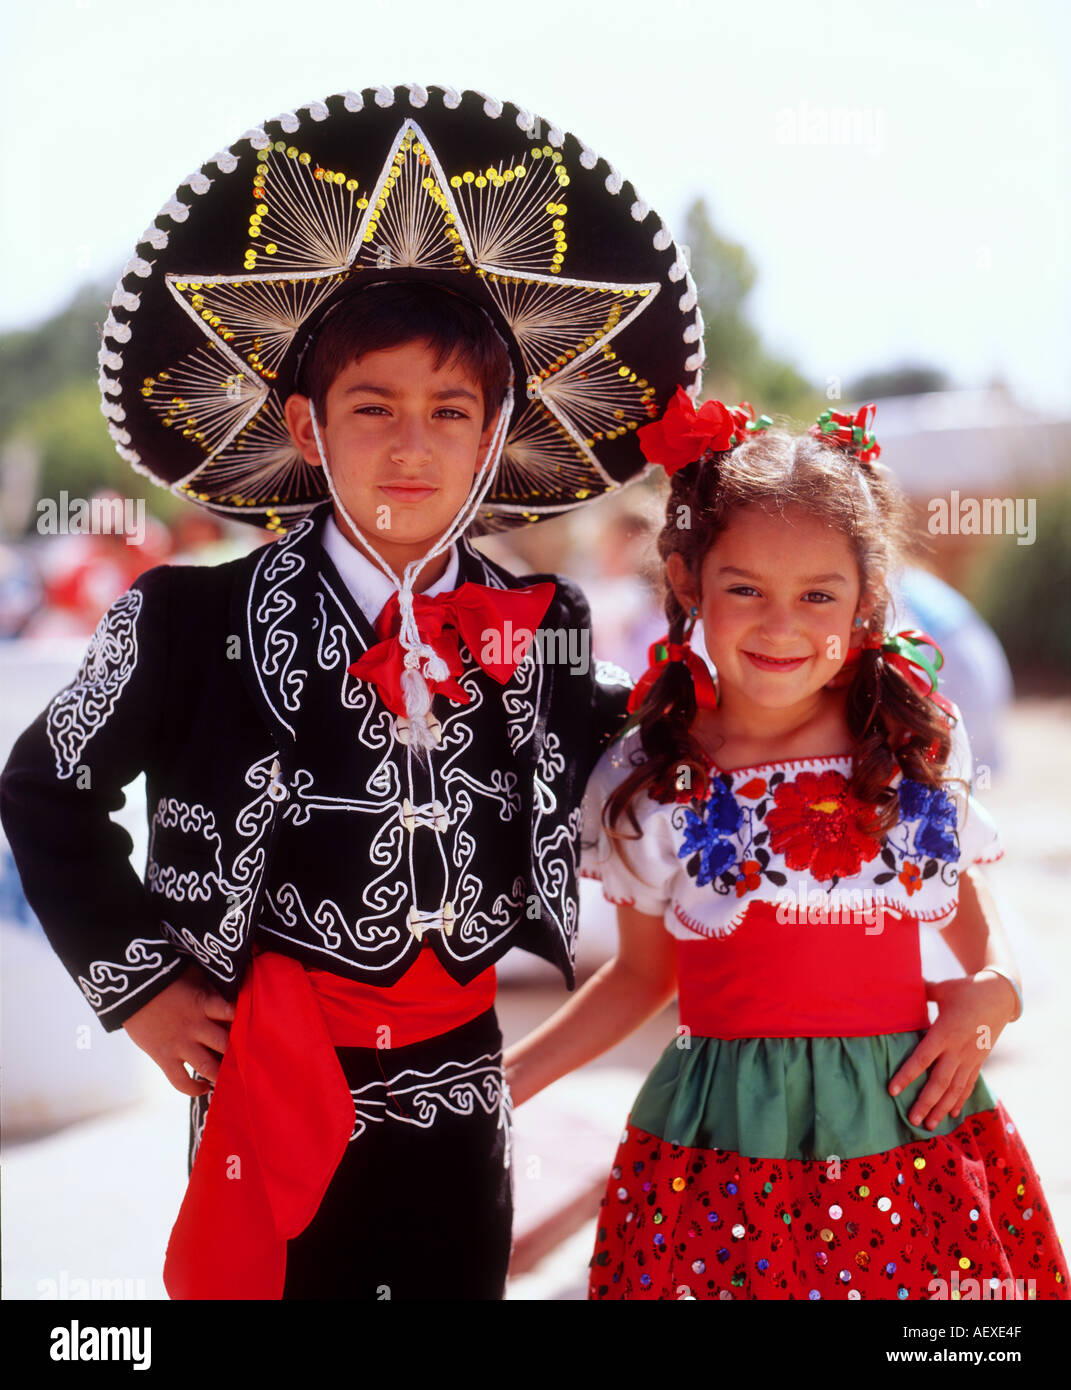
left=978, top=966, right=1023, bottom=1022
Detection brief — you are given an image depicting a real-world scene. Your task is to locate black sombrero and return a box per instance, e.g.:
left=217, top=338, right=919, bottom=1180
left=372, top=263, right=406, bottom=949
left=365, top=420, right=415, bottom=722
left=99, top=83, right=704, bottom=534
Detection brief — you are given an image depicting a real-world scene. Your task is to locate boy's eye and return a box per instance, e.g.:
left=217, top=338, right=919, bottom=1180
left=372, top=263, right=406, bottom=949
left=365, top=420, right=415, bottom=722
left=350, top=405, right=470, bottom=419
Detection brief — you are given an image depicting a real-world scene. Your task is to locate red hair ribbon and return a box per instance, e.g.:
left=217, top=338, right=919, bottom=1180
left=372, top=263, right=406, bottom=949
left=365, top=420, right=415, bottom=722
left=728, top=401, right=773, bottom=442
left=810, top=404, right=881, bottom=464
left=627, top=635, right=720, bottom=714
left=844, top=628, right=958, bottom=720
left=637, top=388, right=771, bottom=476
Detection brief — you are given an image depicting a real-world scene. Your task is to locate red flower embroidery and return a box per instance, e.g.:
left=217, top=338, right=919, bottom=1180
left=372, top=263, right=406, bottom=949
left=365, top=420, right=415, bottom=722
left=764, top=769, right=883, bottom=882
left=899, top=862, right=923, bottom=895
left=735, top=859, right=763, bottom=897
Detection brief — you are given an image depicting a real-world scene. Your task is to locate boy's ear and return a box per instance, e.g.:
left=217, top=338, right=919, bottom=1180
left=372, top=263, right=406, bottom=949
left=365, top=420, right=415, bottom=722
left=665, top=552, right=698, bottom=615
left=283, top=393, right=324, bottom=469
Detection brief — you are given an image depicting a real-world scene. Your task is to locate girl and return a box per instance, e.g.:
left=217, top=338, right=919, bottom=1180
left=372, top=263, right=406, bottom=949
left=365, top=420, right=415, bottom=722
left=504, top=392, right=1069, bottom=1300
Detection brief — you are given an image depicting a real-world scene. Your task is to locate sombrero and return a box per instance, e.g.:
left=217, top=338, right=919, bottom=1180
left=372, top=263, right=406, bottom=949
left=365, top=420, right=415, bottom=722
left=98, top=83, right=704, bottom=537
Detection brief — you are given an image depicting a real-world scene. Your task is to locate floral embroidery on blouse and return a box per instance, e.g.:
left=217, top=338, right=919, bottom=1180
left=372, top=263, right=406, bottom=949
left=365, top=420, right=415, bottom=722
left=896, top=780, right=958, bottom=862
left=678, top=776, right=741, bottom=886
left=581, top=720, right=1003, bottom=939
left=764, top=768, right=883, bottom=883
left=672, top=762, right=967, bottom=906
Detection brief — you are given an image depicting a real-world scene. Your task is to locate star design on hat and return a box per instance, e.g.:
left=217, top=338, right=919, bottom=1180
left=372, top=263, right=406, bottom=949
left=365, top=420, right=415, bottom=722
left=141, top=119, right=662, bottom=523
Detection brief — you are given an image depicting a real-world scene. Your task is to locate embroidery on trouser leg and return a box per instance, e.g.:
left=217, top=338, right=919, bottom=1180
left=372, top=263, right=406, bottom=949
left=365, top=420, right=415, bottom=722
left=347, top=1049, right=506, bottom=1141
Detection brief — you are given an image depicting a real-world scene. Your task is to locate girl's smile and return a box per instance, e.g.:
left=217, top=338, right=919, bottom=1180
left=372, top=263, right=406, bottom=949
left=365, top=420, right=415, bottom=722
left=743, top=651, right=810, bottom=671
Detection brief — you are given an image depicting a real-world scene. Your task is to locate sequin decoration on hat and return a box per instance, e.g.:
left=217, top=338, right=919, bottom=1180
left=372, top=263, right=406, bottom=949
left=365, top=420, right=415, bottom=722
left=101, top=84, right=704, bottom=534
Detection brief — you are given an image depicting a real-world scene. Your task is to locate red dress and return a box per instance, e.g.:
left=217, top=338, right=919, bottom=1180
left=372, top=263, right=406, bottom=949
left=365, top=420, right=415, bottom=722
left=580, top=723, right=1069, bottom=1301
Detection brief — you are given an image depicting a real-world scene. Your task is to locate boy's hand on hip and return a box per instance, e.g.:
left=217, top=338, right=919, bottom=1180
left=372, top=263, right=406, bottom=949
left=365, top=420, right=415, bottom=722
left=886, top=974, right=1018, bottom=1131
left=122, top=962, right=237, bottom=1096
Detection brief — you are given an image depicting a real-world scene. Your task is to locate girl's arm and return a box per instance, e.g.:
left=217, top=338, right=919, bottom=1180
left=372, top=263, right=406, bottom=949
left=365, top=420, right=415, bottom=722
left=887, top=866, right=1021, bottom=1128
left=505, top=901, right=677, bottom=1108
left=937, top=864, right=1021, bottom=991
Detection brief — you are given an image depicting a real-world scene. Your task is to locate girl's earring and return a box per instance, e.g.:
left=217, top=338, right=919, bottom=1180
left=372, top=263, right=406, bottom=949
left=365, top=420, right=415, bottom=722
left=685, top=604, right=699, bottom=638
left=853, top=616, right=864, bottom=629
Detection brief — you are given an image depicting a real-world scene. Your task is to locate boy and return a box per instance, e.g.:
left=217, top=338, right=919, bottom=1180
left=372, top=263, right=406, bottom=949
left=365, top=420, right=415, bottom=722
left=0, top=84, right=702, bottom=1299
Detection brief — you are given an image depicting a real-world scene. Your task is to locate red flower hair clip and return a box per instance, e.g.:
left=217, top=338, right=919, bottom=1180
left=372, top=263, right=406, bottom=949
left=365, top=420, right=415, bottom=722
left=637, top=388, right=772, bottom=476
left=810, top=404, right=881, bottom=465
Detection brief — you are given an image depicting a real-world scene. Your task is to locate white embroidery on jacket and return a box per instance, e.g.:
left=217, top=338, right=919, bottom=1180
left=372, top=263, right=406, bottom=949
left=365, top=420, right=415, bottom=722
left=149, top=753, right=284, bottom=978
left=247, top=516, right=313, bottom=737
left=260, top=559, right=539, bottom=968
left=77, top=936, right=183, bottom=1014
left=46, top=587, right=143, bottom=779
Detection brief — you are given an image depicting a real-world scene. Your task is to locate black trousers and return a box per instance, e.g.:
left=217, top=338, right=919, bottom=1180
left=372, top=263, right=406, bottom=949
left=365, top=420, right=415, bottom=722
left=190, top=1008, right=513, bottom=1300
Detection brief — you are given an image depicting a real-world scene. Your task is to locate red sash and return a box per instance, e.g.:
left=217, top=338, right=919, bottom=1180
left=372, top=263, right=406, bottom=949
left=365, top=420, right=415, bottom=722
left=163, top=948, right=496, bottom=1299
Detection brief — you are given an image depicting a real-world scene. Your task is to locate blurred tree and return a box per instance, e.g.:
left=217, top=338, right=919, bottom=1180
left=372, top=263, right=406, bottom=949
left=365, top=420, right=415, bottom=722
left=848, top=363, right=953, bottom=399
left=14, top=379, right=186, bottom=530
left=683, top=199, right=819, bottom=420
left=969, top=482, right=1071, bottom=687
left=0, top=279, right=188, bottom=535
left=0, top=281, right=114, bottom=434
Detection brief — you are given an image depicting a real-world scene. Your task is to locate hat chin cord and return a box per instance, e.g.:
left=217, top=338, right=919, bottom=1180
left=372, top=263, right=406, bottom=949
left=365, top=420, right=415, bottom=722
left=307, top=387, right=514, bottom=754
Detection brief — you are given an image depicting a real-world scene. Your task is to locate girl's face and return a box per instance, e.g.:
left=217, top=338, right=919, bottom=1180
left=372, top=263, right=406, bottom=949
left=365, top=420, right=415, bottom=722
left=673, top=504, right=867, bottom=711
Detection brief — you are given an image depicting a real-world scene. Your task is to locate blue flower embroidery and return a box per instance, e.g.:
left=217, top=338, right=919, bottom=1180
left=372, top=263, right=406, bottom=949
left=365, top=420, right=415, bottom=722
left=679, top=778, right=741, bottom=886
left=898, top=780, right=958, bottom=862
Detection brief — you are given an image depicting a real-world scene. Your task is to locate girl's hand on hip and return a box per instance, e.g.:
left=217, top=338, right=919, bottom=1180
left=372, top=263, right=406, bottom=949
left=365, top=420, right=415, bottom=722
left=886, top=974, right=1019, bottom=1131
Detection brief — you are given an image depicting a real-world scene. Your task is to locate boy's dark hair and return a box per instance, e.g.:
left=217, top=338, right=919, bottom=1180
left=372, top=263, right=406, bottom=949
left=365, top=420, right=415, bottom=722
left=298, top=281, right=512, bottom=428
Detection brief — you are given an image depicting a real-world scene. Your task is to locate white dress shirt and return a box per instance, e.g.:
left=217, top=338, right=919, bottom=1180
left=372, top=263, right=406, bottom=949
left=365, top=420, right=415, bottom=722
left=321, top=513, right=461, bottom=626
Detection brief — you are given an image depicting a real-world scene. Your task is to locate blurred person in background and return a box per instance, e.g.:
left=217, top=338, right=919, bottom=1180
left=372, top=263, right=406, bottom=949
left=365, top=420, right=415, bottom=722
left=24, top=489, right=170, bottom=639
left=572, top=502, right=663, bottom=679
left=166, top=511, right=266, bottom=567
left=0, top=545, right=43, bottom=640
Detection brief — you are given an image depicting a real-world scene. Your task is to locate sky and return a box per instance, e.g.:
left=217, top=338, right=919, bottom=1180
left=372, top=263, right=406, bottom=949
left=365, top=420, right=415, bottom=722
left=2, top=0, right=1068, bottom=410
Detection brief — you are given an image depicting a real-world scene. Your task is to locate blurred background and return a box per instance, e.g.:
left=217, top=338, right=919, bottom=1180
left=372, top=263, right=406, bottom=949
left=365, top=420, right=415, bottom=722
left=1, top=0, right=1068, bottom=1302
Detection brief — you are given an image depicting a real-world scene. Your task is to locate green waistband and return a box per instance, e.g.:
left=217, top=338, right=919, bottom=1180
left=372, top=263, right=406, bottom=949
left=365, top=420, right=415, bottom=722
left=628, top=1031, right=994, bottom=1162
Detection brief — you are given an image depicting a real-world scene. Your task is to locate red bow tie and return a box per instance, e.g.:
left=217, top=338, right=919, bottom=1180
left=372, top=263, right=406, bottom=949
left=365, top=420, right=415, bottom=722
left=347, top=580, right=557, bottom=716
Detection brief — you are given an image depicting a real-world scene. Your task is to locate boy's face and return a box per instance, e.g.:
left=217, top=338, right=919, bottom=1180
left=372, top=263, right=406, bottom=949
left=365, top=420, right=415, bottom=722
left=285, top=339, right=500, bottom=580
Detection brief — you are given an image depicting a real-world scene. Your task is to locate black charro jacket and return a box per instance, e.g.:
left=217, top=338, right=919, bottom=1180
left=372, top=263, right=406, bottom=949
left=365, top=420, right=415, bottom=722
left=0, top=501, right=631, bottom=1032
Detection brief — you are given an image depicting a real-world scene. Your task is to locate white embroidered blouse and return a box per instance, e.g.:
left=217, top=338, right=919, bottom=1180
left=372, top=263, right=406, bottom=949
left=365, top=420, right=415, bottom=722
left=580, top=715, right=1002, bottom=940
